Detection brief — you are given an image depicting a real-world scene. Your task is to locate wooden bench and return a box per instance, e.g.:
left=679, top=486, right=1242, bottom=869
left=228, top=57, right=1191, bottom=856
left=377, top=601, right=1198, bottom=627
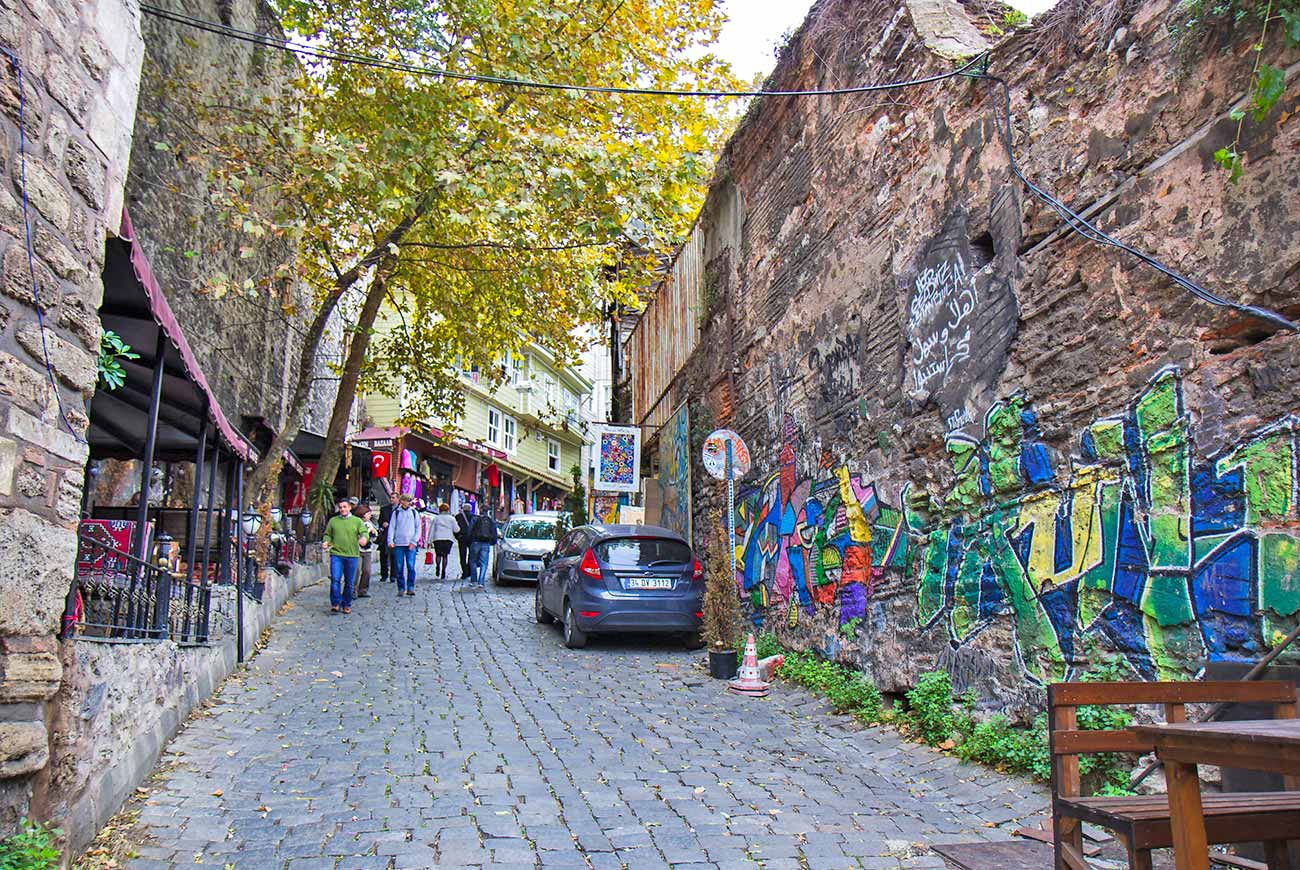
left=1049, top=680, right=1300, bottom=870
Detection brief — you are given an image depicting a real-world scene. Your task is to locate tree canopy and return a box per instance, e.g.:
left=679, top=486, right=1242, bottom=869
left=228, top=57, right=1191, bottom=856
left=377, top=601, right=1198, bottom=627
left=189, top=0, right=739, bottom=470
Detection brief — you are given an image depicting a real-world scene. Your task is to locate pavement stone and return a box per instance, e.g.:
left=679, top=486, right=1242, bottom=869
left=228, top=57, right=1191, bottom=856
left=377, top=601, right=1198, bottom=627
left=119, top=577, right=1047, bottom=867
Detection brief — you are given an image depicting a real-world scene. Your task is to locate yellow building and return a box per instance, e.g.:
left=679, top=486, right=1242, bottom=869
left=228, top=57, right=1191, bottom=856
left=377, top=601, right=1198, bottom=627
left=358, top=341, right=592, bottom=516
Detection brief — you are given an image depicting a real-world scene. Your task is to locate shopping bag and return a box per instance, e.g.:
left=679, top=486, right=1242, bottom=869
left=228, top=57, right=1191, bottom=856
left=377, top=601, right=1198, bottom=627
left=424, top=550, right=434, bottom=565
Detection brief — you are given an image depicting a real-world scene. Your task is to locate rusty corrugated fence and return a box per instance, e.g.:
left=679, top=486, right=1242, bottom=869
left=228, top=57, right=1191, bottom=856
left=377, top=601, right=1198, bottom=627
left=627, top=226, right=703, bottom=433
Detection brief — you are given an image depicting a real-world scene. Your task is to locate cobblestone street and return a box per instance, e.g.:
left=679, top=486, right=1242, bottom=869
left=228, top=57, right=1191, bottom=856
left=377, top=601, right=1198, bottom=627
left=122, top=575, right=1048, bottom=869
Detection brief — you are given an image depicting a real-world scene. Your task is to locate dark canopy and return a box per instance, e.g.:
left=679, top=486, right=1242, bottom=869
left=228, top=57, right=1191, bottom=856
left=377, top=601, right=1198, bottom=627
left=87, top=210, right=256, bottom=463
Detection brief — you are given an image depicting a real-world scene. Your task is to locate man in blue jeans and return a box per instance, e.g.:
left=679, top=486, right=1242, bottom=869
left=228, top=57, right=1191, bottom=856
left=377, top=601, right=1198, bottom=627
left=386, top=492, right=422, bottom=596
left=321, top=496, right=368, bottom=613
left=468, top=507, right=498, bottom=589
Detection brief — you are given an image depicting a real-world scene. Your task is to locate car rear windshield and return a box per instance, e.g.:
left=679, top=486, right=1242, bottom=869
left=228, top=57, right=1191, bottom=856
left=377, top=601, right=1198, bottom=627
left=504, top=519, right=557, bottom=540
left=594, top=537, right=691, bottom=569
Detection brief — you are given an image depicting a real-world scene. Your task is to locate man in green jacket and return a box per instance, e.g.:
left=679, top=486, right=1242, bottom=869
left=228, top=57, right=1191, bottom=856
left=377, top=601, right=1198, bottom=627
left=322, top=496, right=368, bottom=613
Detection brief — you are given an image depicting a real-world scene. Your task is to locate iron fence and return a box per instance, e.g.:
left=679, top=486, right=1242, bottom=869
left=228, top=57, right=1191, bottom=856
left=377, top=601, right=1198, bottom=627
left=64, top=532, right=212, bottom=644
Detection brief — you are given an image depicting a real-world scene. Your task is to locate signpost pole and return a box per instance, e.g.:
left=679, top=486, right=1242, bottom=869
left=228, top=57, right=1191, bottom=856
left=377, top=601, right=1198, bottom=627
left=726, top=441, right=735, bottom=589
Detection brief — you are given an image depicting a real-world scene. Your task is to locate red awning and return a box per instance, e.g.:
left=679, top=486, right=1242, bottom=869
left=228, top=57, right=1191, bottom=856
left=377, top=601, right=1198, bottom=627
left=87, top=210, right=257, bottom=462
left=120, top=210, right=253, bottom=460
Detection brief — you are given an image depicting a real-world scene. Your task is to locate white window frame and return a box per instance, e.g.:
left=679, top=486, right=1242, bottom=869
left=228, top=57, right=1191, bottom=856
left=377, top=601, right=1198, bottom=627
left=547, top=438, right=561, bottom=472
left=511, top=352, right=526, bottom=385
left=503, top=414, right=517, bottom=453
left=487, top=407, right=501, bottom=446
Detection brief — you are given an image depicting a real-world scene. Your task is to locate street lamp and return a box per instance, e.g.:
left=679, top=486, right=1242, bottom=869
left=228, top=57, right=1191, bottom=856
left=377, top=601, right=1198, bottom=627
left=241, top=511, right=262, bottom=536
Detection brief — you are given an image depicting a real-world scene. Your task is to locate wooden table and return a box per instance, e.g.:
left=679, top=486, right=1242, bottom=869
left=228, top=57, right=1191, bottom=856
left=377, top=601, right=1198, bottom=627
left=1132, top=719, right=1300, bottom=870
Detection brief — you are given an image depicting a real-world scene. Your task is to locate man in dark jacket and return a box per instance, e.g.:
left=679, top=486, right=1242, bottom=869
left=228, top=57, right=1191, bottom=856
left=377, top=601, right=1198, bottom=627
left=454, top=502, right=473, bottom=581
left=467, top=508, right=498, bottom=589
left=378, top=490, right=399, bottom=582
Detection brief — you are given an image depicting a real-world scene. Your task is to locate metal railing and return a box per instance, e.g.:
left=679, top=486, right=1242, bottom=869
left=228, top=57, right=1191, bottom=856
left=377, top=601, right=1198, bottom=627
left=64, top=532, right=212, bottom=644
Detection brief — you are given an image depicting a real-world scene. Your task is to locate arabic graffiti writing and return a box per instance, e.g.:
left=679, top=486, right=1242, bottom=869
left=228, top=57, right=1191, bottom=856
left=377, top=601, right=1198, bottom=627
left=729, top=370, right=1300, bottom=684
left=902, top=204, right=1019, bottom=436
left=908, top=253, right=977, bottom=394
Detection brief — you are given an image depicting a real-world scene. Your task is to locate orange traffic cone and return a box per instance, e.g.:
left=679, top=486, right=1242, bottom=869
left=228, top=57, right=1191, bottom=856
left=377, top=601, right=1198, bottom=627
left=728, top=633, right=770, bottom=697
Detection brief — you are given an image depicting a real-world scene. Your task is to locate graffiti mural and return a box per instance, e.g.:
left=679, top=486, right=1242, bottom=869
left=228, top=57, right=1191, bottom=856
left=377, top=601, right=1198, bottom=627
left=731, top=370, right=1299, bottom=685
left=657, top=403, right=692, bottom=540
left=733, top=414, right=910, bottom=625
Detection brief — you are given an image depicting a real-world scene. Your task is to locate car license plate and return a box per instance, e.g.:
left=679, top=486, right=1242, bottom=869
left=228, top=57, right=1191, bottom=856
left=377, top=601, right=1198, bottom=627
left=626, top=577, right=673, bottom=590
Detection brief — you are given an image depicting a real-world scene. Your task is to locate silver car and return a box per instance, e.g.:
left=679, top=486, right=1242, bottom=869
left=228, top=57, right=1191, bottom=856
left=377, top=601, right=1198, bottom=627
left=492, top=512, right=562, bottom=585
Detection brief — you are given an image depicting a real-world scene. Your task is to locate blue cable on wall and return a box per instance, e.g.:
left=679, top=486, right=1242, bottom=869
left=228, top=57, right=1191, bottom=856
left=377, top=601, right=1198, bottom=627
left=2, top=46, right=87, bottom=441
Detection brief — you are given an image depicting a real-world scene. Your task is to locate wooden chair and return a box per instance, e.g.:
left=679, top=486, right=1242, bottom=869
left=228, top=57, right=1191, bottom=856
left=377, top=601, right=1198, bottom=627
left=1049, top=680, right=1300, bottom=870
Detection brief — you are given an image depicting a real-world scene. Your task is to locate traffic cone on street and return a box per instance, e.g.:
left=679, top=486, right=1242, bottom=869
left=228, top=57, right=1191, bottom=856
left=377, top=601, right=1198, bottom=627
left=729, top=633, right=770, bottom=697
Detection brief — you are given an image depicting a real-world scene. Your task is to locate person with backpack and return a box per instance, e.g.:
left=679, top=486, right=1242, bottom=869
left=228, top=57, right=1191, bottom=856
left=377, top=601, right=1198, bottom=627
left=454, top=501, right=473, bottom=580
left=467, top=507, right=498, bottom=590
left=387, top=493, right=422, bottom=597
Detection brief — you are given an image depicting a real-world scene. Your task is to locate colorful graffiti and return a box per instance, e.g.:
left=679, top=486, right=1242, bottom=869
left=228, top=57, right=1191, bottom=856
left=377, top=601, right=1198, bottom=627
left=592, top=494, right=622, bottom=524
left=732, top=369, right=1300, bottom=685
left=733, top=414, right=911, bottom=625
left=657, top=404, right=692, bottom=540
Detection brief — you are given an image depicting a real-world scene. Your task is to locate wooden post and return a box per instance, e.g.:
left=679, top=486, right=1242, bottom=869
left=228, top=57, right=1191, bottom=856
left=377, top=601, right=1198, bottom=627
left=1165, top=759, right=1210, bottom=870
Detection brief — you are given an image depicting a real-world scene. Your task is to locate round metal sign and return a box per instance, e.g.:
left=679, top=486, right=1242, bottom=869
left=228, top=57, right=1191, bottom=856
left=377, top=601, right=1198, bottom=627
left=702, top=429, right=751, bottom=480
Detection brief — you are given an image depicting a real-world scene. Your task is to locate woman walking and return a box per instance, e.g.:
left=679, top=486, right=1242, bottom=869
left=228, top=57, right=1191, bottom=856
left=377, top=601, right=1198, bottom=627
left=387, top=493, right=421, bottom=596
left=432, top=502, right=458, bottom=580
left=354, top=503, right=378, bottom=599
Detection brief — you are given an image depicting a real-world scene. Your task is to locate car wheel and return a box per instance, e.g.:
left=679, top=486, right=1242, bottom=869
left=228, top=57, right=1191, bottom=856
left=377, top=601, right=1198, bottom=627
left=534, top=587, right=554, bottom=624
left=492, top=566, right=506, bottom=587
left=563, top=601, right=588, bottom=649
left=683, top=630, right=705, bottom=650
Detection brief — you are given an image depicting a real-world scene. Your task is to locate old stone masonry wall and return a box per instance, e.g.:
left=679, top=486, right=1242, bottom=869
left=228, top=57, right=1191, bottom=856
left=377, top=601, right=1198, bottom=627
left=658, top=0, right=1300, bottom=712
left=0, top=0, right=143, bottom=827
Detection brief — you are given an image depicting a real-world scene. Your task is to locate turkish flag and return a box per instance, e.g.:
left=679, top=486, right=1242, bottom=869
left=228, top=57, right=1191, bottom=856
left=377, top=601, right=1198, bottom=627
left=486, top=463, right=500, bottom=487
left=371, top=452, right=391, bottom=479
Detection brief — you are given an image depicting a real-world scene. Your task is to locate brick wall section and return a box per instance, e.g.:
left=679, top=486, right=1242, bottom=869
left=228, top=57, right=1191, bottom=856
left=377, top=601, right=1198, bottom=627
left=643, top=0, right=1300, bottom=713
left=0, top=0, right=143, bottom=829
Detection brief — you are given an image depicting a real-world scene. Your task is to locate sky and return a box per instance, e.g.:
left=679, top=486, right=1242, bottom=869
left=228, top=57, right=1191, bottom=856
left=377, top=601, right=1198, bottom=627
left=711, top=0, right=1054, bottom=81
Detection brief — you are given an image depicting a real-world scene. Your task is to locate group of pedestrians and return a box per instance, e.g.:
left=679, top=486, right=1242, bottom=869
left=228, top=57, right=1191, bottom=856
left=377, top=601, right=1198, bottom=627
left=321, top=491, right=502, bottom=613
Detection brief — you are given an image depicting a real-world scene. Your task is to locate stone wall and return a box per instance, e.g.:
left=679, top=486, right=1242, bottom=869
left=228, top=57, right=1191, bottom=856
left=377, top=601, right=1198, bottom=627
left=640, top=0, right=1300, bottom=714
left=0, top=0, right=143, bottom=830
left=47, top=564, right=319, bottom=855
left=125, top=0, right=340, bottom=438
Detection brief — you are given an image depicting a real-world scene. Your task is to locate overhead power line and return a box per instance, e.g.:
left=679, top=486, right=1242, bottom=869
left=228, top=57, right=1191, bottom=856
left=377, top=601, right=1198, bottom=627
left=139, top=4, right=1297, bottom=333
left=140, top=4, right=987, bottom=97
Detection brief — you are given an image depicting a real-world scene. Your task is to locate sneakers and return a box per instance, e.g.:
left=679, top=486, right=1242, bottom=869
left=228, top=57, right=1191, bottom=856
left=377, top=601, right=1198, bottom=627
left=341, top=607, right=351, bottom=614
left=405, top=590, right=415, bottom=596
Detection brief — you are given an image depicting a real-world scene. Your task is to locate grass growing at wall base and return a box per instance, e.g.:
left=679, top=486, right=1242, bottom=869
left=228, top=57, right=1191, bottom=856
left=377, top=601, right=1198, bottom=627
left=0, top=821, right=61, bottom=870
left=744, top=633, right=1135, bottom=795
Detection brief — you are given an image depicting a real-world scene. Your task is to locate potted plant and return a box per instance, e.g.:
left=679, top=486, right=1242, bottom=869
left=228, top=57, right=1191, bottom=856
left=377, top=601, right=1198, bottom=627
left=701, top=509, right=741, bottom=679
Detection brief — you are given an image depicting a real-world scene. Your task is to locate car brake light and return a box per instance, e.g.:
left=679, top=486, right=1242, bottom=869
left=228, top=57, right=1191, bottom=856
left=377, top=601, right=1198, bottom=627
left=579, top=548, right=602, bottom=579
left=692, top=558, right=703, bottom=581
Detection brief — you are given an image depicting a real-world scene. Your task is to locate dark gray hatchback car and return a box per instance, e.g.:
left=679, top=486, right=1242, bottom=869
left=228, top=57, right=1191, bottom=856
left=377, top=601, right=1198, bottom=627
left=534, top=524, right=704, bottom=649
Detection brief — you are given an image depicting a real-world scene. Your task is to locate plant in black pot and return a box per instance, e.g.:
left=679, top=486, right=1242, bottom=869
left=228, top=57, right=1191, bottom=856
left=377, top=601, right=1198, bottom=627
left=701, top=510, right=741, bottom=680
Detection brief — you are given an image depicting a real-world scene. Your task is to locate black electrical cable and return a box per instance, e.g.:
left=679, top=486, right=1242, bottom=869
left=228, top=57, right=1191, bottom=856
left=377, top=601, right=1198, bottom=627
left=139, top=3, right=989, bottom=97
left=140, top=4, right=1297, bottom=332
left=968, top=70, right=1296, bottom=332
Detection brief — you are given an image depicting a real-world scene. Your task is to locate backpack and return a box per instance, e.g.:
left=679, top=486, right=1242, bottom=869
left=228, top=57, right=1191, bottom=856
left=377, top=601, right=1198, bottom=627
left=471, top=515, right=497, bottom=543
